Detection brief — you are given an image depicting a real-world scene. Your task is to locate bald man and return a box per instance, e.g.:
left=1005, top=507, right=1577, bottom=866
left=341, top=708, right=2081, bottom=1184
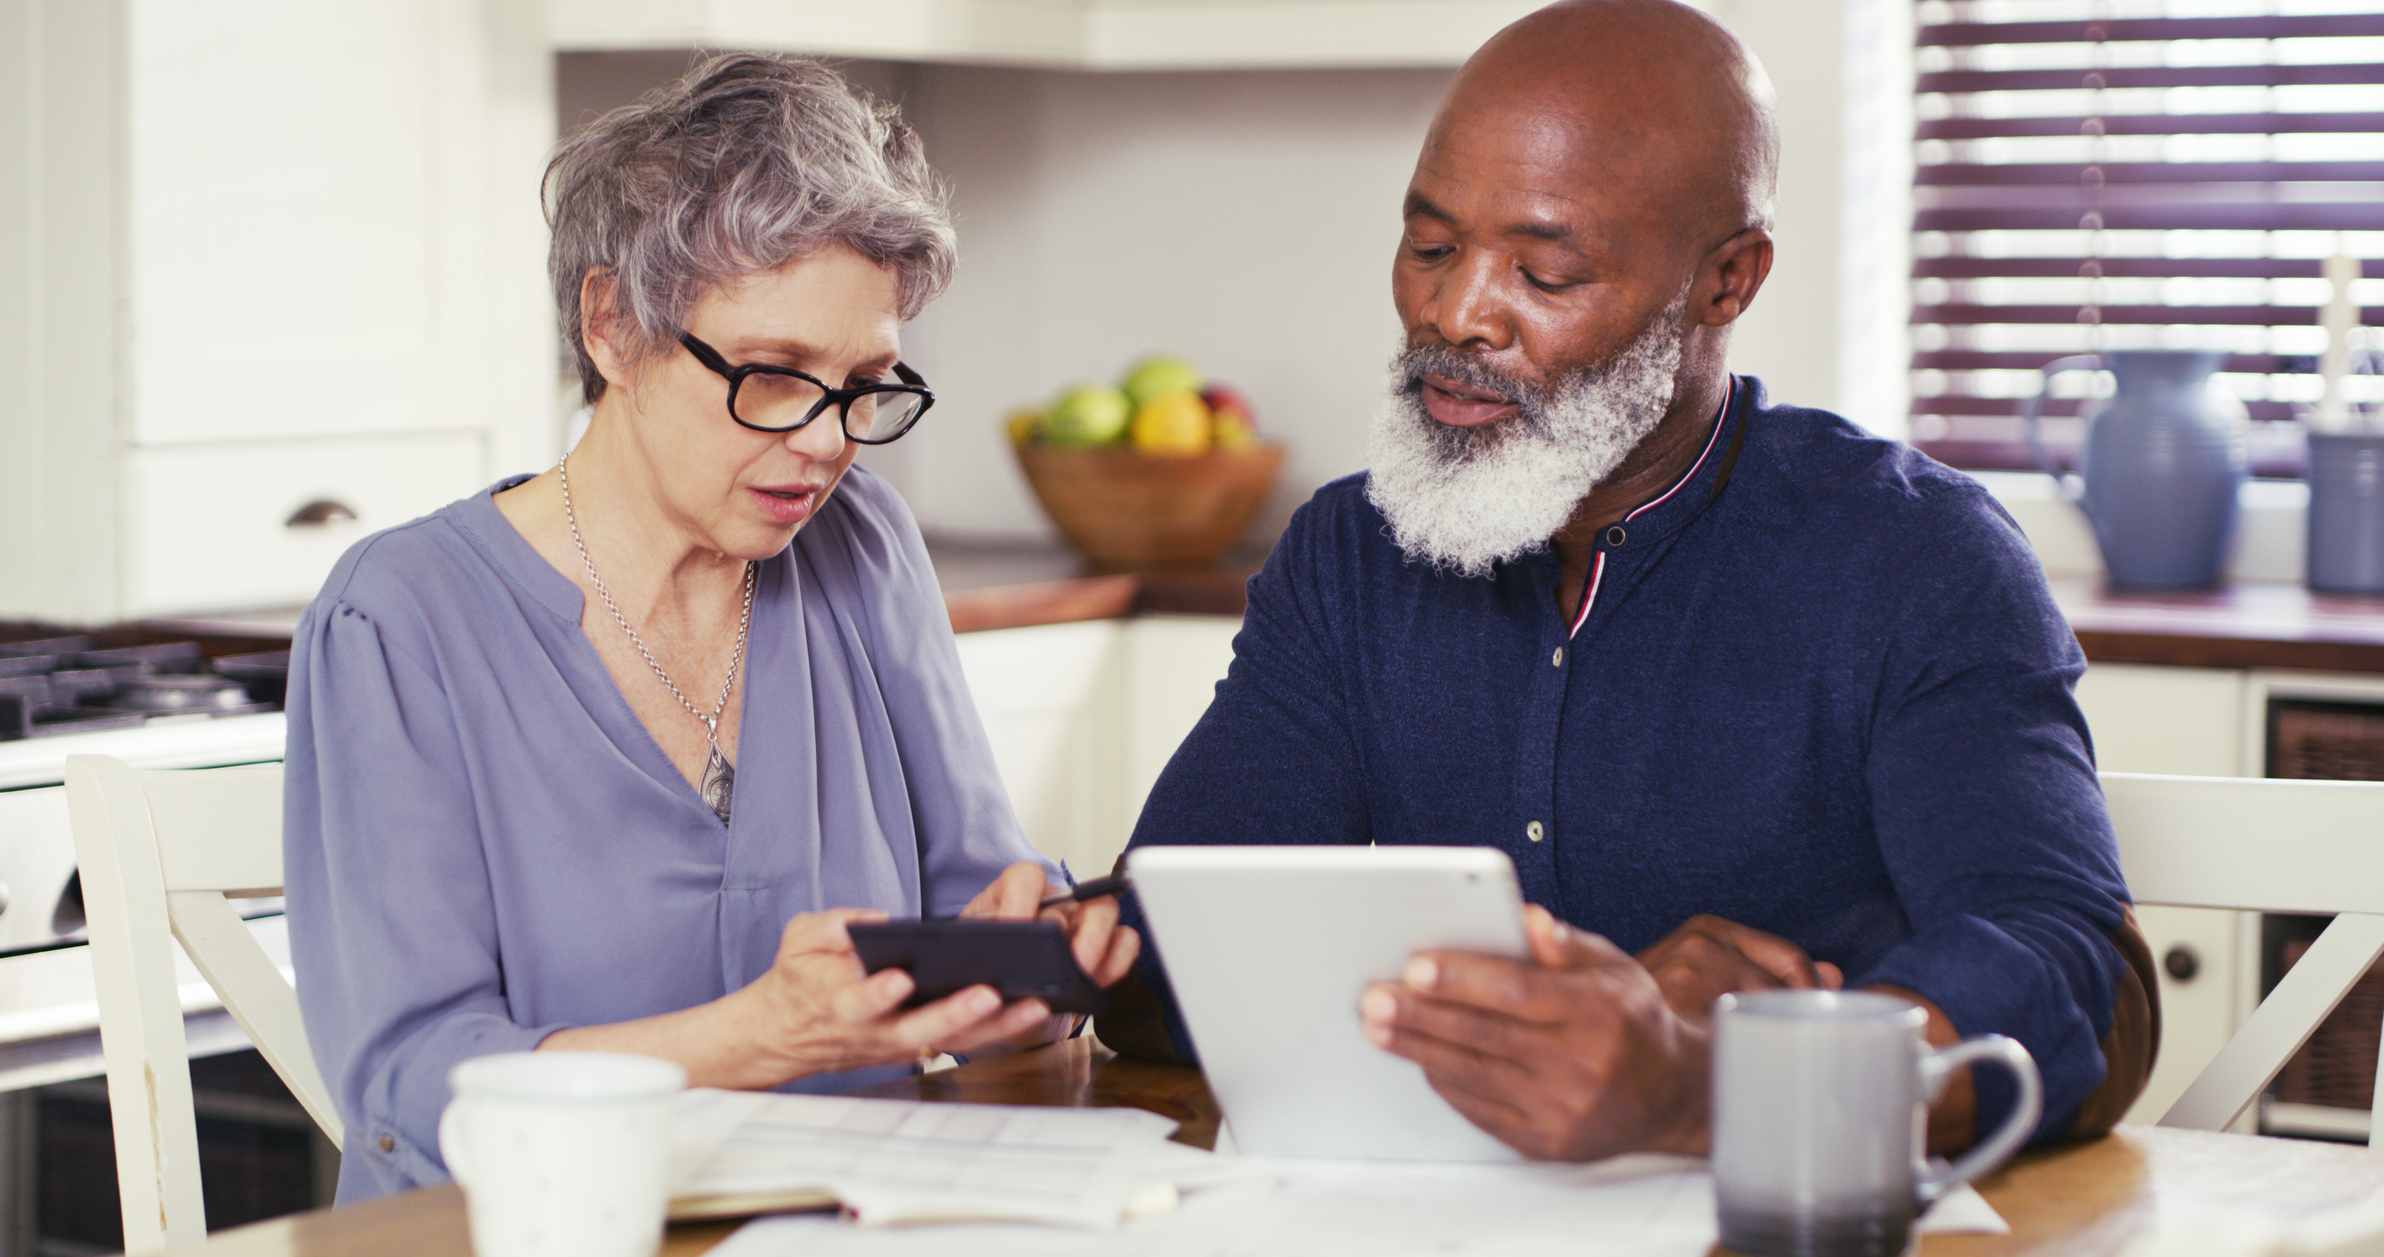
left=1099, top=0, right=2156, bottom=1162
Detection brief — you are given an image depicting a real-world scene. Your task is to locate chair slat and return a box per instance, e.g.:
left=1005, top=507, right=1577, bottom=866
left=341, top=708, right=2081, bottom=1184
left=168, top=891, right=343, bottom=1149
left=65, top=755, right=209, bottom=1254
left=2157, top=912, right=2384, bottom=1134
left=142, top=763, right=284, bottom=893
left=2105, top=774, right=2384, bottom=916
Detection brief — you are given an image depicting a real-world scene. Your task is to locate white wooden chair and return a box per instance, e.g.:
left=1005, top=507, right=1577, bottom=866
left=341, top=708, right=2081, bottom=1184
left=2104, top=772, right=2384, bottom=1144
left=65, top=754, right=342, bottom=1255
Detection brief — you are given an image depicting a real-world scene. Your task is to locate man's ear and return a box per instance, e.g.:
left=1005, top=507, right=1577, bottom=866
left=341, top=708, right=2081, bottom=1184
left=1696, top=228, right=1774, bottom=328
left=579, top=267, right=635, bottom=389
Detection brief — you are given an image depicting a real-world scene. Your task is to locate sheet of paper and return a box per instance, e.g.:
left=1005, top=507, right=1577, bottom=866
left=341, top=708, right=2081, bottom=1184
left=1923, top=1184, right=2010, bottom=1236
left=670, top=1088, right=1204, bottom=1228
left=707, top=1155, right=2010, bottom=1257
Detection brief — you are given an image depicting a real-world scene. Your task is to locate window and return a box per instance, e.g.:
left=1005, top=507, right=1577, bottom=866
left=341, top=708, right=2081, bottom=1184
left=1908, top=2, right=2384, bottom=475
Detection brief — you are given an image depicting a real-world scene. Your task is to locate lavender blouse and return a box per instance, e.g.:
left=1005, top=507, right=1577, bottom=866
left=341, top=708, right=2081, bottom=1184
left=282, top=468, right=1048, bottom=1203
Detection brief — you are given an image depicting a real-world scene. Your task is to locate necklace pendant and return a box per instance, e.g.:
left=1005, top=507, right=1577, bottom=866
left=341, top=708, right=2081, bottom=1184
left=699, top=745, right=735, bottom=825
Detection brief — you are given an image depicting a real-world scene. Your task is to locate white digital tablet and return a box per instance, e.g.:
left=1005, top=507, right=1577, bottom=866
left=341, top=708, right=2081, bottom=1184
left=1127, top=844, right=1529, bottom=1162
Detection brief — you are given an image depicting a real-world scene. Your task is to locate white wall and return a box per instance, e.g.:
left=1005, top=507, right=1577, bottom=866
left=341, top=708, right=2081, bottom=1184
left=556, top=0, right=1897, bottom=545
left=887, top=64, right=1451, bottom=541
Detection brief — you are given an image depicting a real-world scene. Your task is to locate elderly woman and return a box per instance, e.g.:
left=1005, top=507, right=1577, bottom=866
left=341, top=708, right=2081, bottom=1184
left=282, top=54, right=1137, bottom=1203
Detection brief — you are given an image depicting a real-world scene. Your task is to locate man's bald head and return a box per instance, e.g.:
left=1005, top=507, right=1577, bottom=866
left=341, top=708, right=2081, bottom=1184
left=1377, top=0, right=1783, bottom=575
left=1432, top=0, right=1778, bottom=252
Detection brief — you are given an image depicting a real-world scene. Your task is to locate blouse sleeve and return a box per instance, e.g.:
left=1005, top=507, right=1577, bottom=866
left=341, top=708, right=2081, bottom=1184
left=282, top=594, right=568, bottom=1197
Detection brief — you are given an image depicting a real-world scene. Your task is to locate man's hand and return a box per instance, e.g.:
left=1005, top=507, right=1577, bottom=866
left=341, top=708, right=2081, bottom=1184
left=1635, top=913, right=1843, bottom=1018
left=1356, top=905, right=1710, bottom=1161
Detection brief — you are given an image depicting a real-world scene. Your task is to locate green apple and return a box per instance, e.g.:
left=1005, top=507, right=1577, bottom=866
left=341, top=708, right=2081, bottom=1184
left=1044, top=383, right=1132, bottom=446
left=1121, top=355, right=1204, bottom=409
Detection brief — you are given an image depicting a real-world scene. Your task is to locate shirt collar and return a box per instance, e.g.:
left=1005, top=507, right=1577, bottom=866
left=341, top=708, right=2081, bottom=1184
left=1596, top=374, right=1750, bottom=548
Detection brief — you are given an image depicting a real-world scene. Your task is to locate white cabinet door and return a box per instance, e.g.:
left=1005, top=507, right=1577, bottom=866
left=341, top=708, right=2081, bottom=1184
left=954, top=621, right=1129, bottom=879
left=125, top=0, right=512, bottom=446
left=2075, top=663, right=2247, bottom=777
left=123, top=433, right=488, bottom=615
left=951, top=615, right=1241, bottom=881
left=2075, top=662, right=2258, bottom=1129
left=1124, top=615, right=1240, bottom=820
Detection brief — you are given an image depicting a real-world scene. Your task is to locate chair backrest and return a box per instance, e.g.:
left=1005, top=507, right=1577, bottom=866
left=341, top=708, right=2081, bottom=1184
left=65, top=754, right=341, bottom=1256
left=2102, top=772, right=2384, bottom=1144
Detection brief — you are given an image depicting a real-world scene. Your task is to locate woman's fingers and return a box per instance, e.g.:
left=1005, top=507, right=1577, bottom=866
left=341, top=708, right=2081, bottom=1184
left=932, top=999, right=1058, bottom=1055
left=960, top=862, right=1051, bottom=921
left=1091, top=923, right=1140, bottom=989
left=825, top=966, right=914, bottom=1024
left=778, top=906, right=884, bottom=957
left=888, top=985, right=1015, bottom=1052
left=1066, top=895, right=1119, bottom=974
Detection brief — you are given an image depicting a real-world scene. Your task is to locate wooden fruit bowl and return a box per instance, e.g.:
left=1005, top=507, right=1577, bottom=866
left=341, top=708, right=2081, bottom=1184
left=1013, top=441, right=1288, bottom=572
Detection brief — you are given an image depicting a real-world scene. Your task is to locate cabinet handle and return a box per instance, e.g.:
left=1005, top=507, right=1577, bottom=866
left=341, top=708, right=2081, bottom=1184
left=285, top=499, right=359, bottom=528
left=2163, top=945, right=2200, bottom=983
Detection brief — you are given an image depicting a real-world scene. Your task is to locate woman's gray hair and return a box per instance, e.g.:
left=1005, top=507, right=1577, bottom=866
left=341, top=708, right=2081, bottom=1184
left=546, top=53, right=956, bottom=403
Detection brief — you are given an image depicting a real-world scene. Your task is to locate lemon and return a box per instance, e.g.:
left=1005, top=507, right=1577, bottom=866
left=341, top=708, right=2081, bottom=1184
left=1004, top=407, right=1044, bottom=447
left=1130, top=393, right=1212, bottom=456
left=1213, top=409, right=1257, bottom=451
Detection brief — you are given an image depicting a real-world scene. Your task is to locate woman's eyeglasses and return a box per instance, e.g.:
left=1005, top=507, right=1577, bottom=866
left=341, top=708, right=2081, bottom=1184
left=677, top=331, right=934, bottom=444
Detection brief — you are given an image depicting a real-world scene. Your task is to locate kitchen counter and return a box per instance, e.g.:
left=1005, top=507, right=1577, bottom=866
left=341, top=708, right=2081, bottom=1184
left=138, top=535, right=1265, bottom=642
left=2052, top=579, right=2384, bottom=674
left=121, top=545, right=2384, bottom=674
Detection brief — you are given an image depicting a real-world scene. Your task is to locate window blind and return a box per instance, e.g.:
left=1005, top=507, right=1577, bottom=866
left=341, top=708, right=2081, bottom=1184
left=1908, top=2, right=2384, bottom=474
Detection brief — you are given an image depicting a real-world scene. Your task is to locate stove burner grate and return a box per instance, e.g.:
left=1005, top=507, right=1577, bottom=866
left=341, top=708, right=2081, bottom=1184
left=0, top=637, right=285, bottom=741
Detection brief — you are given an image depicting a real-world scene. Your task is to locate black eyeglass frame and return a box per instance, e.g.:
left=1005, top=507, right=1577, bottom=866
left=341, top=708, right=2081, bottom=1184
left=676, top=330, right=935, bottom=443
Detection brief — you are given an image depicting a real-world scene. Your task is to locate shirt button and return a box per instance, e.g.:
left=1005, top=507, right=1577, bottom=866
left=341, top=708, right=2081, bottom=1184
left=1526, top=821, right=1545, bottom=843
left=1552, top=647, right=1565, bottom=668
left=377, top=1134, right=395, bottom=1153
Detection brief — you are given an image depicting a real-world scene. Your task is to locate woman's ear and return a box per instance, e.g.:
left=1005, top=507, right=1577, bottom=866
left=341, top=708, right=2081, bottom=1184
left=580, top=267, right=635, bottom=390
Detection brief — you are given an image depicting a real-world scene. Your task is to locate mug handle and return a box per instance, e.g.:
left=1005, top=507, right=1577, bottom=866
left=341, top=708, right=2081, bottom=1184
left=437, top=1099, right=477, bottom=1189
left=2020, top=354, right=2103, bottom=507
left=1914, top=1034, right=2042, bottom=1203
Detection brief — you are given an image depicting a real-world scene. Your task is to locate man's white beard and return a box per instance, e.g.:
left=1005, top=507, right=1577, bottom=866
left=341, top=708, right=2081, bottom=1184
left=1365, top=296, right=1689, bottom=578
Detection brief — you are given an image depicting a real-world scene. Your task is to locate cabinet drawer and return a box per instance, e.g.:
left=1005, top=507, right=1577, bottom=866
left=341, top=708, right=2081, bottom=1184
left=124, top=435, right=489, bottom=615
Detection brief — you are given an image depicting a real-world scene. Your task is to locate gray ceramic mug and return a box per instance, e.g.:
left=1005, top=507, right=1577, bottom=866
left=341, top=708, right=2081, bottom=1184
left=1712, top=990, right=2042, bottom=1257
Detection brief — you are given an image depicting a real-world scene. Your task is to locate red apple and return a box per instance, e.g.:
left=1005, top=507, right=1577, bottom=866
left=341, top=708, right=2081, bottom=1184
left=1200, top=384, right=1255, bottom=430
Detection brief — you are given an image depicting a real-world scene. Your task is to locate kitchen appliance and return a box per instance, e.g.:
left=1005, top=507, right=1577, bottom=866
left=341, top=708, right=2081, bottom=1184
left=2022, top=351, right=2250, bottom=589
left=0, top=631, right=288, bottom=957
left=0, top=625, right=306, bottom=1253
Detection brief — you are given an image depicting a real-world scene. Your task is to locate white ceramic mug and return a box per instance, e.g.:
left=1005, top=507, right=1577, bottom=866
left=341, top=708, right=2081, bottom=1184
left=439, top=1051, right=687, bottom=1257
left=1711, top=989, right=2043, bottom=1257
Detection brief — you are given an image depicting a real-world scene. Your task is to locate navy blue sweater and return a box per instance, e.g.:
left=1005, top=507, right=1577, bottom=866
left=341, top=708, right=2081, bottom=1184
left=1120, top=378, right=2130, bottom=1143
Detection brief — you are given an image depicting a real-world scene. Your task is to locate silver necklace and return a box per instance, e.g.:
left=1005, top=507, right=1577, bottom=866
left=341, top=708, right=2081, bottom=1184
left=558, top=453, right=756, bottom=825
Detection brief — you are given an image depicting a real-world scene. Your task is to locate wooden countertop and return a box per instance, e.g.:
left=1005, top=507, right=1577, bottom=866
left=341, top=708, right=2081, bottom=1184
left=105, top=539, right=2384, bottom=674
left=2052, top=579, right=2384, bottom=673
left=121, top=535, right=1262, bottom=643
left=182, top=1038, right=2384, bottom=1257
left=922, top=535, right=1259, bottom=633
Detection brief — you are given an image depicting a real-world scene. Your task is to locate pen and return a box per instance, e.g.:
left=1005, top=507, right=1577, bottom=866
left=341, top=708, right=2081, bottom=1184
left=1038, top=874, right=1131, bottom=910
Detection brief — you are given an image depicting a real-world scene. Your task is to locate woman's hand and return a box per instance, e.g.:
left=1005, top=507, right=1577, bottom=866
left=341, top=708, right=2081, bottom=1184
left=731, top=907, right=1058, bottom=1084
left=942, top=862, right=1142, bottom=1058
left=545, top=906, right=1050, bottom=1091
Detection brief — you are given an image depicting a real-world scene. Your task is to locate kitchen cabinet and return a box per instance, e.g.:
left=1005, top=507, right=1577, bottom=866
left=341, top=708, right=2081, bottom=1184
left=548, top=0, right=1543, bottom=70
left=2074, top=664, right=2254, bottom=1131
left=2079, top=661, right=2384, bottom=1135
left=954, top=614, right=1239, bottom=879
left=0, top=0, right=554, bottom=622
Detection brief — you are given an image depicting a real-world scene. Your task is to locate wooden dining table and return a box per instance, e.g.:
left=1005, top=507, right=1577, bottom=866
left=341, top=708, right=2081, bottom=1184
left=179, top=1037, right=2384, bottom=1257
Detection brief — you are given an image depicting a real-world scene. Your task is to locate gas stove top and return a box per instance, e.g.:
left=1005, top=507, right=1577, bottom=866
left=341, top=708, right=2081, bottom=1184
left=0, top=629, right=292, bottom=955
left=0, top=635, right=284, bottom=740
